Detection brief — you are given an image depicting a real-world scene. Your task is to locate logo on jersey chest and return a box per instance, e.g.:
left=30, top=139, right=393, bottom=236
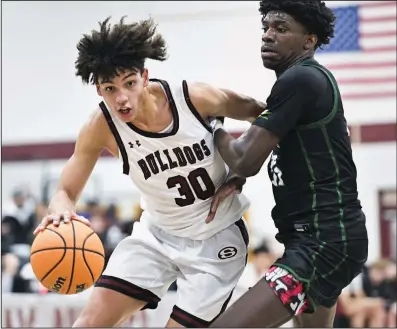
left=128, top=141, right=141, bottom=148
left=137, top=139, right=211, bottom=180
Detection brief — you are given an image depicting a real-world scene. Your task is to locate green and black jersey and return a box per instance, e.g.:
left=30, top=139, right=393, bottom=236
left=253, top=58, right=365, bottom=242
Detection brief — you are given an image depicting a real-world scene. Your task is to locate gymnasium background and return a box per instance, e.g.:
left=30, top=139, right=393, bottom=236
left=2, top=1, right=396, bottom=327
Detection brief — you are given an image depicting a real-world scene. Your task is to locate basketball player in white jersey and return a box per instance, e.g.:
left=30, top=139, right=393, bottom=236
left=33, top=17, right=266, bottom=327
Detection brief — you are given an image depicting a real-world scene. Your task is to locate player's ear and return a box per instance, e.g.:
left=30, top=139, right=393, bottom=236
left=96, top=84, right=102, bottom=96
left=142, top=68, right=149, bottom=87
left=304, top=34, right=317, bottom=50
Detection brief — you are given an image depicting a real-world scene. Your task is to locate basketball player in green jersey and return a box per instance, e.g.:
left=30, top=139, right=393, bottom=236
left=207, top=0, right=368, bottom=327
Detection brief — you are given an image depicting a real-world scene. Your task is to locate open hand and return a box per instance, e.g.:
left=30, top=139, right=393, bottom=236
left=206, top=173, right=246, bottom=224
left=33, top=212, right=90, bottom=235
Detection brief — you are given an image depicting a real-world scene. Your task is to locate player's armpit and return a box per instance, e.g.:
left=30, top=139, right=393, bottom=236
left=214, top=125, right=279, bottom=177
left=186, top=82, right=266, bottom=123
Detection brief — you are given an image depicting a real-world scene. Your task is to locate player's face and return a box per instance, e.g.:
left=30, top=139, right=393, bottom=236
left=261, top=11, right=316, bottom=70
left=96, top=69, right=149, bottom=122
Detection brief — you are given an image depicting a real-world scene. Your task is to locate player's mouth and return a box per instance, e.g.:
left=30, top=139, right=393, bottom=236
left=118, top=107, right=133, bottom=119
left=261, top=46, right=278, bottom=58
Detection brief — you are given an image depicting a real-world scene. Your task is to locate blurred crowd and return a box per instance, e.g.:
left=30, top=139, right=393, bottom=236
left=2, top=186, right=396, bottom=328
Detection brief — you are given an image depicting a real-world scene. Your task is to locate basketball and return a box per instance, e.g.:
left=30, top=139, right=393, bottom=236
left=30, top=220, right=105, bottom=295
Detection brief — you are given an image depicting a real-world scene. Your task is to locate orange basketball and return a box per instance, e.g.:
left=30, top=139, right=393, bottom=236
left=30, top=219, right=105, bottom=294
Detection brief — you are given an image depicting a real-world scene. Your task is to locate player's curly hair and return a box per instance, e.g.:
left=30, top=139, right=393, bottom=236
left=259, top=0, right=335, bottom=49
left=75, top=16, right=167, bottom=84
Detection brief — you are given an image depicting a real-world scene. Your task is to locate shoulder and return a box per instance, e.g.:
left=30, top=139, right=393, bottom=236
left=76, top=107, right=115, bottom=154
left=183, top=81, right=227, bottom=117
left=83, top=107, right=111, bottom=136
left=275, top=65, right=328, bottom=93
left=186, top=81, right=226, bottom=103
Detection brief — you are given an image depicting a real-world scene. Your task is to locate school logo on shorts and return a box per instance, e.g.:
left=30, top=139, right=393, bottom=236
left=218, top=246, right=237, bottom=259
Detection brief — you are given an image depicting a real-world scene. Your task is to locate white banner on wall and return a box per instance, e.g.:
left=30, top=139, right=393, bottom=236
left=2, top=292, right=178, bottom=327
left=2, top=290, right=247, bottom=328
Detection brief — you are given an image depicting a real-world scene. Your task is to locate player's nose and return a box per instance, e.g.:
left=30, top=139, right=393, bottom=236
left=116, top=93, right=128, bottom=105
left=262, top=29, right=276, bottom=43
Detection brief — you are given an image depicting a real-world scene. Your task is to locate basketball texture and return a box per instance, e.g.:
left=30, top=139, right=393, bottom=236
left=30, top=220, right=105, bottom=294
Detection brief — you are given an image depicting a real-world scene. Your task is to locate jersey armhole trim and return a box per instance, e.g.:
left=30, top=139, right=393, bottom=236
left=99, top=102, right=130, bottom=175
left=297, top=64, right=340, bottom=130
left=182, top=80, right=212, bottom=133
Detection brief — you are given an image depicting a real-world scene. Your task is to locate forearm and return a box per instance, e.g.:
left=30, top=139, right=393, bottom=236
left=222, top=90, right=266, bottom=123
left=214, top=129, right=249, bottom=176
left=49, top=189, right=77, bottom=211
left=214, top=124, right=276, bottom=177
left=232, top=99, right=266, bottom=123
left=50, top=153, right=95, bottom=209
left=54, top=173, right=83, bottom=206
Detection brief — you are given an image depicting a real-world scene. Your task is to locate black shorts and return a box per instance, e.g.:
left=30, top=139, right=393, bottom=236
left=273, top=216, right=368, bottom=313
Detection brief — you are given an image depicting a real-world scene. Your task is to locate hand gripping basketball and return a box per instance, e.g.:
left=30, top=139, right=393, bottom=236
left=34, top=211, right=91, bottom=235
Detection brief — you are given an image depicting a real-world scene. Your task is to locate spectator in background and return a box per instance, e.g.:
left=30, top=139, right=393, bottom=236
left=384, top=259, right=397, bottom=328
left=79, top=199, right=102, bottom=219
left=3, top=187, right=36, bottom=222
left=2, top=187, right=36, bottom=245
left=25, top=202, right=48, bottom=245
left=363, top=259, right=389, bottom=298
left=336, top=259, right=397, bottom=328
left=363, top=258, right=397, bottom=327
left=120, top=204, right=142, bottom=236
left=90, top=213, right=123, bottom=267
left=1, top=253, right=30, bottom=293
left=105, top=202, right=119, bottom=223
left=236, top=241, right=276, bottom=292
left=336, top=270, right=385, bottom=327
left=2, top=219, right=14, bottom=255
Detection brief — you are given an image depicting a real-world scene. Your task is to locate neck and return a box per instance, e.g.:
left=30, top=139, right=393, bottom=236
left=275, top=53, right=314, bottom=77
left=135, top=88, right=157, bottom=123
left=129, top=83, right=169, bottom=129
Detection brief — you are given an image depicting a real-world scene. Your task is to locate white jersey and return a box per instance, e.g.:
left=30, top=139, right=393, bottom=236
left=100, top=79, right=250, bottom=240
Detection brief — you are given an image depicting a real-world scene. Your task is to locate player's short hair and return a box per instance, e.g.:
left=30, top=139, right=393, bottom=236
left=259, top=0, right=336, bottom=50
left=75, top=16, right=167, bottom=84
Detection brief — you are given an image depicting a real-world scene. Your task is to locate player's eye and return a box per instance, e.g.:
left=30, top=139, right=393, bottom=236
left=277, top=27, right=287, bottom=33
left=262, top=26, right=269, bottom=33
left=104, top=86, right=114, bottom=92
left=126, top=81, right=135, bottom=87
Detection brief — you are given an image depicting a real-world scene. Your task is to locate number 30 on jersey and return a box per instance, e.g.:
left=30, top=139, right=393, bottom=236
left=167, top=168, right=215, bottom=206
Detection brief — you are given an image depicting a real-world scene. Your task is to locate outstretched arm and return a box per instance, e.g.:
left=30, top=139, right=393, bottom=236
left=185, top=82, right=266, bottom=221
left=186, top=82, right=267, bottom=123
